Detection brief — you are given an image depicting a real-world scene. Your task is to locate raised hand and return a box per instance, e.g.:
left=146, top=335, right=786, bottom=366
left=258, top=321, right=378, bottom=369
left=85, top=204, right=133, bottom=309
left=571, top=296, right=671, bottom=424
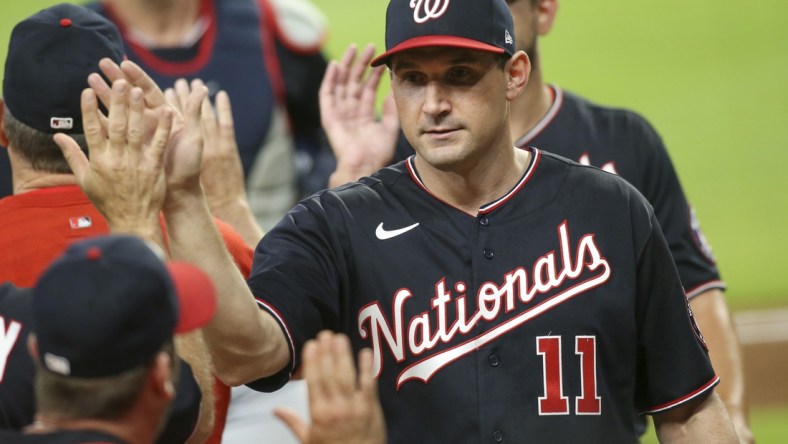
left=319, top=44, right=400, bottom=187
left=165, top=79, right=263, bottom=247
left=53, top=80, right=172, bottom=238
left=275, top=331, right=386, bottom=444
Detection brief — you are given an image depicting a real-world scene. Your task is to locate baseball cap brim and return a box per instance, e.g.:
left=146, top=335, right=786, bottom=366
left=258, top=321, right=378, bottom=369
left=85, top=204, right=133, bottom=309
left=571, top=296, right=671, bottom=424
left=370, top=35, right=505, bottom=67
left=166, top=262, right=217, bottom=333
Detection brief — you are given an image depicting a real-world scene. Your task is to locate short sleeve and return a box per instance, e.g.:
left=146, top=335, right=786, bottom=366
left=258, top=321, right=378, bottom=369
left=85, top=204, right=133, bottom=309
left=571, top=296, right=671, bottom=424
left=634, top=213, right=718, bottom=414
left=245, top=195, right=347, bottom=391
left=632, top=117, right=724, bottom=297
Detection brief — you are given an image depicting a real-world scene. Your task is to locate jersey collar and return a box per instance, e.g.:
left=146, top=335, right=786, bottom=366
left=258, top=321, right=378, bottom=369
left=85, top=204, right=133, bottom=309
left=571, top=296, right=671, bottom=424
left=514, top=84, right=564, bottom=148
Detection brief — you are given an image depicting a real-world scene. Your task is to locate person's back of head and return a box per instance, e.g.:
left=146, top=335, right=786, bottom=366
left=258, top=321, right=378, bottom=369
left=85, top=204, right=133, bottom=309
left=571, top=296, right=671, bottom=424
left=1, top=3, right=124, bottom=174
left=28, top=235, right=216, bottom=440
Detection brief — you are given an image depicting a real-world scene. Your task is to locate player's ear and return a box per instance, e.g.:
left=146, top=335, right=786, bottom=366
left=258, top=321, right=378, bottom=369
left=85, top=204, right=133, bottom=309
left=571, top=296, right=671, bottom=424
left=27, top=334, right=40, bottom=362
left=536, top=0, right=559, bottom=37
left=150, top=351, right=176, bottom=401
left=0, top=98, right=9, bottom=147
left=505, top=51, right=530, bottom=101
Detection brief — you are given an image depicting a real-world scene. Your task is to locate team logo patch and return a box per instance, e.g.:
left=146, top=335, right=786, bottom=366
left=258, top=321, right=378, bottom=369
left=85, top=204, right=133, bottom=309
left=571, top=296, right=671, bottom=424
left=69, top=216, right=93, bottom=230
left=686, top=304, right=708, bottom=351
left=689, top=206, right=716, bottom=264
left=50, top=117, right=73, bottom=130
left=504, top=29, right=513, bottom=45
left=410, top=0, right=450, bottom=24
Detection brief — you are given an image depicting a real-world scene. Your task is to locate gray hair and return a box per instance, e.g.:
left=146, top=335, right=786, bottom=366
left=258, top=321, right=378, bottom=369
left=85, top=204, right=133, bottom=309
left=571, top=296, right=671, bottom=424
left=2, top=106, right=87, bottom=174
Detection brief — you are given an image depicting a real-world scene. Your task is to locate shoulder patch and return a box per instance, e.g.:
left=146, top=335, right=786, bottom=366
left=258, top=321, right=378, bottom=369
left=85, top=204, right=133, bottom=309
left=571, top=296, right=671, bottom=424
left=267, top=0, right=327, bottom=54
left=686, top=303, right=708, bottom=351
left=689, top=206, right=716, bottom=264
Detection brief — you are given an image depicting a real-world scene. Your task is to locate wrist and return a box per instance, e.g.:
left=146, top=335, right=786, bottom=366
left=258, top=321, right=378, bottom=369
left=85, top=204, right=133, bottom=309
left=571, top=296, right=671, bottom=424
left=163, top=183, right=206, bottom=212
left=109, top=217, right=164, bottom=247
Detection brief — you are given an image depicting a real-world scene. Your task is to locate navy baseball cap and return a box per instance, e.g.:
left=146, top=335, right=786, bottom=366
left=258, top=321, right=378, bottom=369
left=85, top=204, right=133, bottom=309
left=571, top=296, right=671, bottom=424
left=32, top=235, right=217, bottom=378
left=2, top=3, right=124, bottom=134
left=371, top=0, right=516, bottom=67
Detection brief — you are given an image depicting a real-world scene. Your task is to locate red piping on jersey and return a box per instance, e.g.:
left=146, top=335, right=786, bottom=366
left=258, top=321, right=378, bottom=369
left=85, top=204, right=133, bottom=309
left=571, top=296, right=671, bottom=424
left=479, top=148, right=541, bottom=214
left=405, top=156, right=472, bottom=217
left=254, top=297, right=296, bottom=375
left=258, top=0, right=287, bottom=106
left=642, top=375, right=719, bottom=414
left=406, top=148, right=541, bottom=215
left=685, top=280, right=727, bottom=300
left=514, top=85, right=563, bottom=148
left=104, top=0, right=218, bottom=76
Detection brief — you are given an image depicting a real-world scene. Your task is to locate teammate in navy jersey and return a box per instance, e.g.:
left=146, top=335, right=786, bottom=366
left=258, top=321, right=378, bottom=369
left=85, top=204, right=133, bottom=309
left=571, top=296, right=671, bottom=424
left=504, top=1, right=750, bottom=441
left=321, top=0, right=751, bottom=441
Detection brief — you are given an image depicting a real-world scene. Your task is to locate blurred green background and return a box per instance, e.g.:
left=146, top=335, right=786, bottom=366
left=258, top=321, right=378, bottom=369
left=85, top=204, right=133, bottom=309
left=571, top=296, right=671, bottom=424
left=308, top=0, right=788, bottom=311
left=1, top=1, right=786, bottom=310
left=1, top=1, right=787, bottom=442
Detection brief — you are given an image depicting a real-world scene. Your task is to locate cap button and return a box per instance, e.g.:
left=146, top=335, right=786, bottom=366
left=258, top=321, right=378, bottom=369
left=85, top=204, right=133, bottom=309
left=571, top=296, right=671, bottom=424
left=86, top=247, right=102, bottom=260
left=60, top=18, right=72, bottom=28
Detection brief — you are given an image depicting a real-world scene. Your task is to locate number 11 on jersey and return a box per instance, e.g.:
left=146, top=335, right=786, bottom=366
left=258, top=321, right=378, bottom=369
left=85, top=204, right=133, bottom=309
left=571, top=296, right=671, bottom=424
left=537, top=335, right=601, bottom=415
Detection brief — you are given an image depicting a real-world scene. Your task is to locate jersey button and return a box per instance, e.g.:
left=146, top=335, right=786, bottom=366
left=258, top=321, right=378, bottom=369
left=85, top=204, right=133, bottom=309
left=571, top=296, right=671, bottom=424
left=488, top=354, right=500, bottom=367
left=479, top=216, right=490, bottom=226
left=483, top=248, right=494, bottom=259
left=492, top=430, right=504, bottom=442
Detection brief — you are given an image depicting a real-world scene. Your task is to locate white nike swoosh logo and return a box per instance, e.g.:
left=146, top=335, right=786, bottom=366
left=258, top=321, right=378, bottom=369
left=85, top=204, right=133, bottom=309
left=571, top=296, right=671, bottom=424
left=375, top=222, right=420, bottom=240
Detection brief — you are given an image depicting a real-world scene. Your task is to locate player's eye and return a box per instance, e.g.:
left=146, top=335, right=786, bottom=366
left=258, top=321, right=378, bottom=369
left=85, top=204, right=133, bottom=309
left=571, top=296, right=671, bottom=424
left=397, top=71, right=427, bottom=85
left=446, top=67, right=477, bottom=84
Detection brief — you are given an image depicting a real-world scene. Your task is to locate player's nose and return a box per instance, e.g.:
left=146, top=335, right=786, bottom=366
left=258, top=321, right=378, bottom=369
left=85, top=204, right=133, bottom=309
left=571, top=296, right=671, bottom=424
left=422, top=81, right=451, bottom=117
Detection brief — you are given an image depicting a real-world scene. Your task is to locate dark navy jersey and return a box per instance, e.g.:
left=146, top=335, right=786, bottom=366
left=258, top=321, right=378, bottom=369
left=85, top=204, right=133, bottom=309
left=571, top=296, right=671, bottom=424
left=247, top=149, right=717, bottom=443
left=0, top=284, right=200, bottom=444
left=0, top=284, right=34, bottom=430
left=515, top=86, right=723, bottom=299
left=0, top=428, right=126, bottom=443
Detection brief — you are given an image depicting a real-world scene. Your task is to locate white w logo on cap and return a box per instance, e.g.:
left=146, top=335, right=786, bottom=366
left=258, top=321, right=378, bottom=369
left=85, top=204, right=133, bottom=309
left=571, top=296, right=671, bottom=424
left=410, top=0, right=451, bottom=23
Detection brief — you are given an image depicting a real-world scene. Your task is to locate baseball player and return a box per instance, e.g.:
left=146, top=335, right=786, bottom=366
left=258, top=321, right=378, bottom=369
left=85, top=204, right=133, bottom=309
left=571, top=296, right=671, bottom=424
left=66, top=0, right=738, bottom=443
left=321, top=0, right=751, bottom=440
left=0, top=235, right=217, bottom=444
left=505, top=1, right=750, bottom=440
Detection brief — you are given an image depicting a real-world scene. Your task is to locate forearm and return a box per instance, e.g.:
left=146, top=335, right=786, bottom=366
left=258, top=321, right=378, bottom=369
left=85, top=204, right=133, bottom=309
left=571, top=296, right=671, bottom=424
left=208, top=197, right=264, bottom=249
left=690, top=289, right=752, bottom=442
left=176, top=331, right=215, bottom=444
left=654, top=392, right=737, bottom=443
left=163, top=188, right=290, bottom=386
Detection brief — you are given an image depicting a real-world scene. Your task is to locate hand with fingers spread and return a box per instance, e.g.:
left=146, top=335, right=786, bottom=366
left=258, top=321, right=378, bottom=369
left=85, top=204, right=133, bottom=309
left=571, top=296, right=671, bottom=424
left=89, top=58, right=184, bottom=142
left=53, top=80, right=173, bottom=238
left=320, top=44, right=400, bottom=188
left=89, top=58, right=208, bottom=193
left=164, top=79, right=263, bottom=247
left=275, top=331, right=386, bottom=444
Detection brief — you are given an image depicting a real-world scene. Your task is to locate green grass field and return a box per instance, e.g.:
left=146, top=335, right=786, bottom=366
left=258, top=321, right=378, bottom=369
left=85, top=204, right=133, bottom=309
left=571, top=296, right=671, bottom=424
left=1, top=1, right=786, bottom=440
